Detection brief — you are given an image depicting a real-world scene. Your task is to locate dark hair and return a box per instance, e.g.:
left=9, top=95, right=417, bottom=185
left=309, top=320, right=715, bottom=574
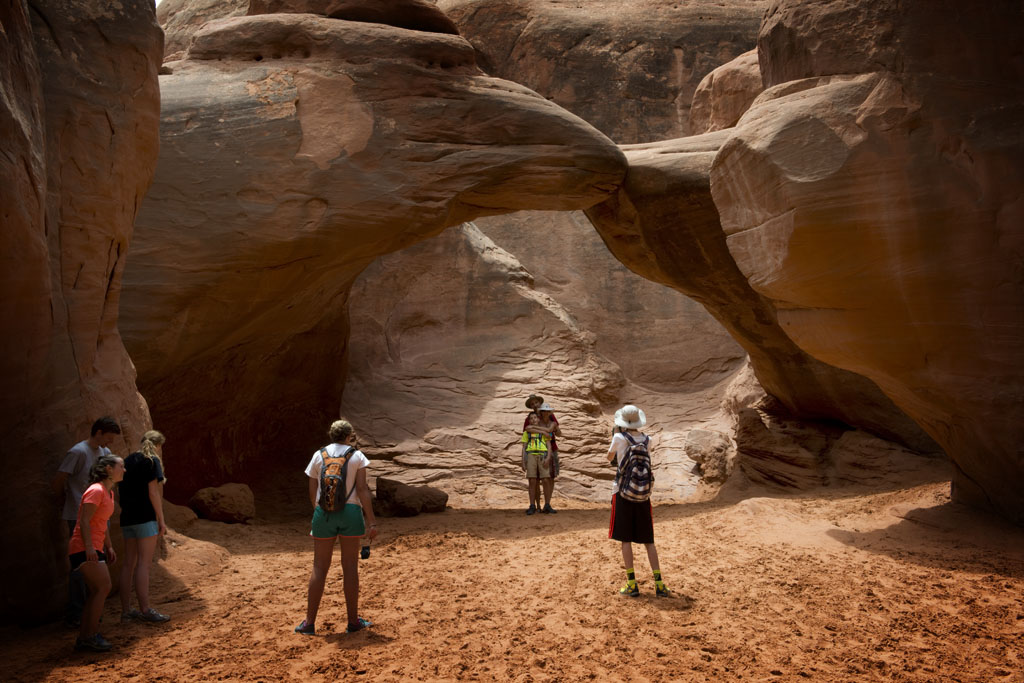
left=90, top=417, right=121, bottom=437
left=88, top=454, right=122, bottom=484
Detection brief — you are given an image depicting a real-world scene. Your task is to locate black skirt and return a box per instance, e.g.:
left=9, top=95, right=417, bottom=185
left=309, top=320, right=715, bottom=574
left=608, top=492, right=654, bottom=544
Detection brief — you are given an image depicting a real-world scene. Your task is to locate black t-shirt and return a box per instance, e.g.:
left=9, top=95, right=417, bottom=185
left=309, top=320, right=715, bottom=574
left=118, top=452, right=165, bottom=526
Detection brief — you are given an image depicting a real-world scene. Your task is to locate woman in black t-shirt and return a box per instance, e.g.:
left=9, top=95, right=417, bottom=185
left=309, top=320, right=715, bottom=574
left=117, top=430, right=171, bottom=623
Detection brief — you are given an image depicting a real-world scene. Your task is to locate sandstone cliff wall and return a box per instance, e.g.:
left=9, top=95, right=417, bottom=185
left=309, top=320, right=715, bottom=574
left=711, top=0, right=1024, bottom=522
left=0, top=0, right=162, bottom=621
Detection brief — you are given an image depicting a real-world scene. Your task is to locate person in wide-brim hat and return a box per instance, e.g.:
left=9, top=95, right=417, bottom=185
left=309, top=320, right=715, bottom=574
left=606, top=404, right=670, bottom=599
left=520, top=395, right=561, bottom=514
left=613, top=405, right=646, bottom=430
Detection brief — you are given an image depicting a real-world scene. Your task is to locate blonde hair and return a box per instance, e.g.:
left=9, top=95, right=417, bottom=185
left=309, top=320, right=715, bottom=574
left=140, top=430, right=167, bottom=481
left=329, top=420, right=354, bottom=443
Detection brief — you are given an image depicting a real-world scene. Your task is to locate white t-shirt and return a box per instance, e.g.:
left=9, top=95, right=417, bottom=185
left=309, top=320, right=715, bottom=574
left=304, top=443, right=369, bottom=508
left=608, top=431, right=649, bottom=495
left=59, top=440, right=111, bottom=520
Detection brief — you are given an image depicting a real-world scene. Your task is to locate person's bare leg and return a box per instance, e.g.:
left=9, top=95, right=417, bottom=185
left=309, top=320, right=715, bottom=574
left=528, top=477, right=539, bottom=508
left=621, top=542, right=634, bottom=569
left=305, top=537, right=335, bottom=625
left=339, top=536, right=361, bottom=626
left=78, top=561, right=111, bottom=639
left=119, top=538, right=139, bottom=614
left=542, top=477, right=554, bottom=507
left=134, top=534, right=159, bottom=612
left=644, top=543, right=660, bottom=572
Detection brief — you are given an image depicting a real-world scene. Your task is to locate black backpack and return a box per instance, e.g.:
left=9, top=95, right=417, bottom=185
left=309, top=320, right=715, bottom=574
left=617, top=432, right=653, bottom=502
left=318, top=445, right=355, bottom=511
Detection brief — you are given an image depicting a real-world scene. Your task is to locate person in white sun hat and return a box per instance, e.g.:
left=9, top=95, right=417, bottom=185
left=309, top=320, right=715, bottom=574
left=606, top=404, right=670, bottom=598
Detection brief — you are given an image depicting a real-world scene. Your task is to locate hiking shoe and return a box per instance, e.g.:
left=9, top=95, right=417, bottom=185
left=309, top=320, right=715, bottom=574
left=525, top=505, right=537, bottom=515
left=74, top=633, right=112, bottom=652
left=294, top=620, right=315, bottom=636
left=542, top=504, right=557, bottom=514
left=120, top=609, right=143, bottom=623
left=138, top=608, right=170, bottom=623
left=619, top=582, right=640, bottom=598
left=655, top=583, right=671, bottom=598
left=346, top=617, right=373, bottom=633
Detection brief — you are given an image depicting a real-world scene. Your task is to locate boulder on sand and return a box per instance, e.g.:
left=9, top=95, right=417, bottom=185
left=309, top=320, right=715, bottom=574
left=189, top=483, right=256, bottom=523
left=374, top=477, right=449, bottom=517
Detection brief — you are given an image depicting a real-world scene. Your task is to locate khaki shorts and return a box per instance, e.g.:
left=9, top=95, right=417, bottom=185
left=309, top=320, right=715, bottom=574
left=525, top=451, right=552, bottom=479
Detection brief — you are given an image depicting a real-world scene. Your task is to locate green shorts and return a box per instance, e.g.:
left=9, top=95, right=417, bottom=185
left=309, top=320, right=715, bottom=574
left=311, top=504, right=365, bottom=539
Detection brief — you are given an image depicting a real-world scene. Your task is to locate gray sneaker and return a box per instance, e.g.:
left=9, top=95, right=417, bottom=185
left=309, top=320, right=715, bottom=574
left=75, top=633, right=112, bottom=652
left=121, top=609, right=143, bottom=623
left=138, top=608, right=170, bottom=623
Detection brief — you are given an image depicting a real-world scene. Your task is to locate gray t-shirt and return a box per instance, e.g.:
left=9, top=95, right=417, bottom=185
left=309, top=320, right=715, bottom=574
left=58, top=440, right=111, bottom=520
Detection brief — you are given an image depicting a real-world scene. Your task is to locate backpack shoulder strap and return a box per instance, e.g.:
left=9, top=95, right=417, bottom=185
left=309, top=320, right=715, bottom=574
left=339, top=446, right=359, bottom=505
left=622, top=431, right=637, bottom=446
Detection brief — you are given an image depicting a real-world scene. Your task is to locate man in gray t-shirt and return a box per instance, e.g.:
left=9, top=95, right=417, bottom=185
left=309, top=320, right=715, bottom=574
left=52, top=417, right=121, bottom=626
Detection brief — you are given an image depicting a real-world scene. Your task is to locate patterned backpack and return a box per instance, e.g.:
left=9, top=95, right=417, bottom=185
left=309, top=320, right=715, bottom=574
left=318, top=445, right=355, bottom=511
left=617, top=432, right=653, bottom=502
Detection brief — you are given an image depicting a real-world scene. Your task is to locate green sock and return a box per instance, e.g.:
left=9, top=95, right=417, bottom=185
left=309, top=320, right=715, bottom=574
left=653, top=569, right=662, bottom=582
left=625, top=568, right=636, bottom=586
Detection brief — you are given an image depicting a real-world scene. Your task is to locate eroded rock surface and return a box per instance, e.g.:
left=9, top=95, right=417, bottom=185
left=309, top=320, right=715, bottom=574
left=345, top=222, right=738, bottom=505
left=159, top=0, right=249, bottom=60
left=0, top=0, right=161, bottom=621
left=585, top=134, right=939, bottom=453
left=438, top=0, right=765, bottom=142
left=124, top=8, right=626, bottom=499
left=690, top=49, right=763, bottom=134
left=712, top=0, right=1024, bottom=522
left=249, top=0, right=460, bottom=34
left=338, top=0, right=756, bottom=506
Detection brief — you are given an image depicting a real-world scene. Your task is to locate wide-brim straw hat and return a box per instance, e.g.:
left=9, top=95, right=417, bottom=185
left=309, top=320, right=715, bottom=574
left=614, top=405, right=646, bottom=429
left=525, top=394, right=544, bottom=409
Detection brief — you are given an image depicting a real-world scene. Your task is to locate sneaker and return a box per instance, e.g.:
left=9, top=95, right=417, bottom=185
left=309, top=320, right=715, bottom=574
left=346, top=617, right=372, bottom=633
left=655, top=583, right=671, bottom=598
left=294, top=620, right=315, bottom=635
left=525, top=505, right=536, bottom=516
left=121, top=609, right=143, bottom=623
left=542, top=504, right=557, bottom=514
left=138, top=608, right=170, bottom=623
left=74, top=633, right=112, bottom=652
left=619, top=582, right=640, bottom=598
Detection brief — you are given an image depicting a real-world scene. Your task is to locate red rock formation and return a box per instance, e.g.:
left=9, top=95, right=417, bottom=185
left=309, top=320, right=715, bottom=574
left=711, top=0, right=1024, bottom=522
left=438, top=0, right=765, bottom=142
left=158, top=0, right=250, bottom=60
left=249, top=0, right=461, bottom=35
left=690, top=49, right=763, bottom=134
left=123, top=9, right=626, bottom=499
left=339, top=0, right=753, bottom=506
left=344, top=223, right=738, bottom=505
left=585, top=134, right=939, bottom=453
left=0, top=0, right=162, bottom=621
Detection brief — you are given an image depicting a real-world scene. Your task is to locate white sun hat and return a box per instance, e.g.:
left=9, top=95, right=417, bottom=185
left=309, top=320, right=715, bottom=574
left=614, top=404, right=646, bottom=429
left=539, top=403, right=554, bottom=412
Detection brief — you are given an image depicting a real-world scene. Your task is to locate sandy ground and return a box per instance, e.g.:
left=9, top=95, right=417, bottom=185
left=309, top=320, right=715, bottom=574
left=3, top=471, right=1023, bottom=682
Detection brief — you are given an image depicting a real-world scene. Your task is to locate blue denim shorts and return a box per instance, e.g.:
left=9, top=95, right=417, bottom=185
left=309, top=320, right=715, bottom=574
left=121, top=520, right=159, bottom=539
